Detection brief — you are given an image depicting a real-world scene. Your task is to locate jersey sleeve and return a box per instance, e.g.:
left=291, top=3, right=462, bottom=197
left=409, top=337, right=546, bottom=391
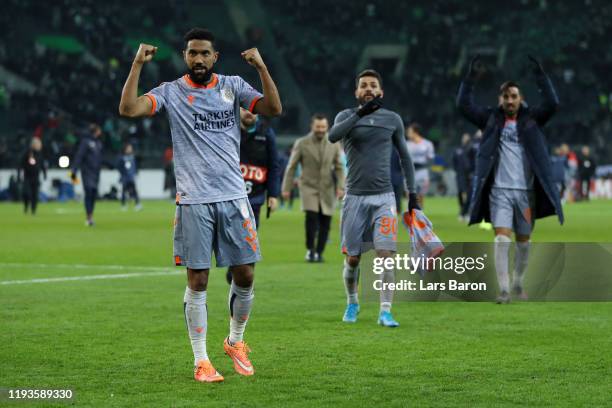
left=144, top=82, right=171, bottom=116
left=234, top=76, right=263, bottom=113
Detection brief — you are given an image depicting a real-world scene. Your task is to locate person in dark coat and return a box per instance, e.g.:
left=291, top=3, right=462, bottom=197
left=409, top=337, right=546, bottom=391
left=577, top=146, right=596, bottom=201
left=456, top=55, right=561, bottom=303
left=452, top=132, right=472, bottom=221
left=18, top=137, right=47, bottom=215
left=71, top=123, right=104, bottom=226
left=117, top=143, right=141, bottom=210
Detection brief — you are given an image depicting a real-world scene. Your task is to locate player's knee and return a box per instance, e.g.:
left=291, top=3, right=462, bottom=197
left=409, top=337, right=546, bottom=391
left=187, top=268, right=209, bottom=291
left=230, top=264, right=255, bottom=287
left=516, top=234, right=530, bottom=242
left=346, top=255, right=360, bottom=268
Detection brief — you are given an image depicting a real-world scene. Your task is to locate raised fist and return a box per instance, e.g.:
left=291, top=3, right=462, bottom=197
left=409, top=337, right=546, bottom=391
left=241, top=48, right=266, bottom=70
left=134, top=43, right=158, bottom=65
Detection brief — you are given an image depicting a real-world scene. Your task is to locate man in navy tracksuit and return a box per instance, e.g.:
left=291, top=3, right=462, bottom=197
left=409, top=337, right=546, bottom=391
left=457, top=55, right=562, bottom=303
left=226, top=108, right=280, bottom=283
left=117, top=143, right=141, bottom=210
left=71, top=124, right=104, bottom=226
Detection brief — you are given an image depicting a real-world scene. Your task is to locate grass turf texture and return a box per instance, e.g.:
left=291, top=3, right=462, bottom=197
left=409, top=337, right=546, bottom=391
left=1, top=198, right=611, bottom=407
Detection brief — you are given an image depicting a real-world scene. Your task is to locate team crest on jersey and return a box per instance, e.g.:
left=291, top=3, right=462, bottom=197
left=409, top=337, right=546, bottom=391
left=369, top=119, right=375, bottom=125
left=221, top=87, right=235, bottom=103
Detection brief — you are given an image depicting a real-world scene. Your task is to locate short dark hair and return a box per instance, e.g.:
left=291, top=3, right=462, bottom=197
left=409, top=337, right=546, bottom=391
left=499, top=81, right=521, bottom=95
left=408, top=122, right=423, bottom=135
left=184, top=28, right=216, bottom=50
left=356, top=69, right=383, bottom=88
left=311, top=113, right=328, bottom=122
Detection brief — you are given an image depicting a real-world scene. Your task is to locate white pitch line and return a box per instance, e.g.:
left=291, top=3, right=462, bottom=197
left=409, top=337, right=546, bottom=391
left=0, top=263, right=171, bottom=272
left=1, top=270, right=182, bottom=285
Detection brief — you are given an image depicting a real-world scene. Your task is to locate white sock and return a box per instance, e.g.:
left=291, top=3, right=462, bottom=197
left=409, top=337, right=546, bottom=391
left=228, top=282, right=254, bottom=345
left=513, top=241, right=530, bottom=289
left=494, top=235, right=512, bottom=293
left=380, top=266, right=394, bottom=313
left=342, top=260, right=359, bottom=304
left=183, top=287, right=208, bottom=365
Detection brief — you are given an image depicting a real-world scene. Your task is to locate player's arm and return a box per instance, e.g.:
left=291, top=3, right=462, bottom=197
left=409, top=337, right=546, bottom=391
left=527, top=55, right=560, bottom=126
left=393, top=116, right=416, bottom=198
left=333, top=144, right=345, bottom=197
left=456, top=55, right=490, bottom=129
left=281, top=140, right=302, bottom=198
left=119, top=44, right=158, bottom=118
left=328, top=110, right=359, bottom=143
left=241, top=48, right=282, bottom=116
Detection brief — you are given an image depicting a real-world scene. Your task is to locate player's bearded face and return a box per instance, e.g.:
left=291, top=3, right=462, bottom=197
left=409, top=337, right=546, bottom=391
left=355, top=77, right=383, bottom=106
left=184, top=40, right=218, bottom=84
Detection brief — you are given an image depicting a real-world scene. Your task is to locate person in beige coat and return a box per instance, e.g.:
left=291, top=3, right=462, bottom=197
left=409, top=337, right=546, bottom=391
left=282, top=114, right=345, bottom=262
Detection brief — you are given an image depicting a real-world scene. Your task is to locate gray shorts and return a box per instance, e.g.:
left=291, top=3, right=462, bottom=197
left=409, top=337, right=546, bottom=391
left=173, top=198, right=261, bottom=269
left=489, top=188, right=535, bottom=236
left=414, top=169, right=430, bottom=195
left=340, top=192, right=397, bottom=256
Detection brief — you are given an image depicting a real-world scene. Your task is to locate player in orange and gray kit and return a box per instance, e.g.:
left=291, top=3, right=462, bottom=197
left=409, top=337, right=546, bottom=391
left=329, top=69, right=419, bottom=328
left=119, top=28, right=281, bottom=383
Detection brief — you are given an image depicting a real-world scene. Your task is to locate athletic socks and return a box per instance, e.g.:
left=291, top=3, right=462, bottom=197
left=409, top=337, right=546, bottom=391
left=342, top=260, right=360, bottom=304
left=494, top=235, right=512, bottom=293
left=513, top=241, right=530, bottom=289
left=183, top=287, right=208, bottom=365
left=380, top=267, right=395, bottom=313
left=228, top=282, right=254, bottom=345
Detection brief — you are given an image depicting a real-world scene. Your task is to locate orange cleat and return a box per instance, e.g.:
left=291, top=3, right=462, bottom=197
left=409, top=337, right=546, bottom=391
left=194, top=359, right=224, bottom=383
left=224, top=337, right=254, bottom=376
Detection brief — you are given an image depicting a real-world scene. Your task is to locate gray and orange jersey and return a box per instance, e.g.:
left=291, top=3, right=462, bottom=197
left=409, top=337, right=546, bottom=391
left=407, top=138, right=435, bottom=166
left=146, top=73, right=263, bottom=204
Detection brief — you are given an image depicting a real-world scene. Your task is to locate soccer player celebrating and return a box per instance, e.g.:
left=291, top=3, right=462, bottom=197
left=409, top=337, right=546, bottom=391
left=329, top=69, right=418, bottom=327
left=456, top=55, right=562, bottom=303
left=406, top=122, right=435, bottom=208
left=119, top=28, right=281, bottom=382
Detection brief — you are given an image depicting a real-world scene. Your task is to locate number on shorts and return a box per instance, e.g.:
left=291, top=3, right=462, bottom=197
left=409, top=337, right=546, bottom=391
left=380, top=216, right=397, bottom=236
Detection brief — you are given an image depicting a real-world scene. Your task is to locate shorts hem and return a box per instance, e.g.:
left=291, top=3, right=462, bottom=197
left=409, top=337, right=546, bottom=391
left=216, top=255, right=261, bottom=268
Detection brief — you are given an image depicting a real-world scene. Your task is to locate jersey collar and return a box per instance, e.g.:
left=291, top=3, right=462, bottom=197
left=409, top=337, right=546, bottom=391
left=183, top=73, right=218, bottom=89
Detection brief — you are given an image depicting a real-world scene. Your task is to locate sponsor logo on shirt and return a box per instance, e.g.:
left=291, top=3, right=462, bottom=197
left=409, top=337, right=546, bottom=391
left=192, top=110, right=236, bottom=131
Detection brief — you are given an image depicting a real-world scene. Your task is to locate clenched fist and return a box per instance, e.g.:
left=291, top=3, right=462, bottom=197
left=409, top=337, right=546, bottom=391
left=241, top=48, right=266, bottom=70
left=134, top=43, right=158, bottom=65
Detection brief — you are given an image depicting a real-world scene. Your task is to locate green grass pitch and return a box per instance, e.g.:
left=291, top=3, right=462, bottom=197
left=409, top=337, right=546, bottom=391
left=1, top=198, right=611, bottom=407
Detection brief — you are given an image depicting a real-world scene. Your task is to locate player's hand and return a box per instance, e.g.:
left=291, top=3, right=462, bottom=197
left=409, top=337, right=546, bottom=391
left=527, top=55, right=545, bottom=75
left=467, top=54, right=481, bottom=80
left=268, top=197, right=278, bottom=212
left=241, top=48, right=266, bottom=71
left=408, top=192, right=421, bottom=212
left=336, top=188, right=344, bottom=199
left=357, top=96, right=383, bottom=117
left=282, top=191, right=290, bottom=200
left=70, top=171, right=77, bottom=182
left=134, top=43, right=158, bottom=65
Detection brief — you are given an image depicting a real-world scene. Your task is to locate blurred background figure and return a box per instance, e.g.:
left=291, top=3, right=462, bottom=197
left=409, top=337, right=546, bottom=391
left=18, top=137, right=46, bottom=215
left=282, top=114, right=345, bottom=263
left=117, top=143, right=141, bottom=211
left=453, top=132, right=472, bottom=222
left=71, top=124, right=103, bottom=226
left=578, top=146, right=596, bottom=201
left=406, top=122, right=434, bottom=208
